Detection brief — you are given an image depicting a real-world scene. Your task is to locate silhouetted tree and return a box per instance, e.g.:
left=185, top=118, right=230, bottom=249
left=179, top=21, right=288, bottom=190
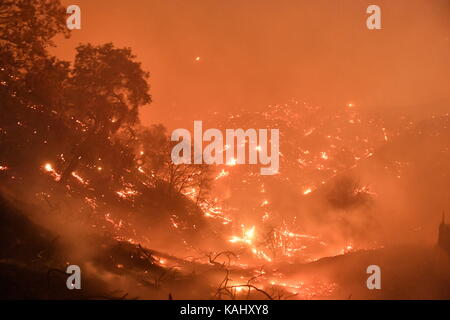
left=0, top=0, right=69, bottom=168
left=59, top=43, right=151, bottom=183
left=136, top=125, right=213, bottom=201
left=0, top=0, right=67, bottom=58
left=327, top=176, right=372, bottom=209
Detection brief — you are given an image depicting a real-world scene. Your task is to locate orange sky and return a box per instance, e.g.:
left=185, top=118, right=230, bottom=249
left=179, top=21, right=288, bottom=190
left=53, top=0, right=450, bottom=129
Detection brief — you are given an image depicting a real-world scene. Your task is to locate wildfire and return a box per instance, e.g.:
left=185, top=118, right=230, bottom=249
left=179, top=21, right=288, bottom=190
left=18, top=99, right=403, bottom=298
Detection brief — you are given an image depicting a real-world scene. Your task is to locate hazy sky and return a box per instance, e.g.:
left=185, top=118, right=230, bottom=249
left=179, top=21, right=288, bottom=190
left=54, top=0, right=449, bottom=128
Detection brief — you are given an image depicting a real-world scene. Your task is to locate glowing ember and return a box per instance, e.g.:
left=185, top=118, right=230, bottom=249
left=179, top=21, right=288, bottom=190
left=226, top=157, right=237, bottom=166
left=215, top=169, right=229, bottom=180
left=229, top=225, right=256, bottom=245
left=71, top=171, right=88, bottom=185
left=42, top=163, right=61, bottom=181
left=105, top=213, right=123, bottom=230
left=199, top=202, right=232, bottom=224
left=382, top=127, right=389, bottom=141
left=116, top=187, right=139, bottom=199
left=340, top=244, right=354, bottom=255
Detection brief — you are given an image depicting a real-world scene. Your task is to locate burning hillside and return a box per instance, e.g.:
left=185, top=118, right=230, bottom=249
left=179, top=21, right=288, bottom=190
left=1, top=90, right=449, bottom=299
left=0, top=0, right=449, bottom=301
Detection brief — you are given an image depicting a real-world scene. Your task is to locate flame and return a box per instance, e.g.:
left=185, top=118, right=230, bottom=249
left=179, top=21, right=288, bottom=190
left=215, top=169, right=229, bottom=180
left=71, top=171, right=88, bottom=185
left=116, top=187, right=139, bottom=199
left=229, top=225, right=256, bottom=245
left=320, top=152, right=328, bottom=160
left=339, top=244, right=354, bottom=255
left=228, top=226, right=273, bottom=262
left=226, top=157, right=237, bottom=166
left=42, top=163, right=61, bottom=181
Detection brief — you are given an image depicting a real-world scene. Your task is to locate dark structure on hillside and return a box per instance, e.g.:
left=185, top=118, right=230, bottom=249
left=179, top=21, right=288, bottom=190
left=438, top=213, right=450, bottom=253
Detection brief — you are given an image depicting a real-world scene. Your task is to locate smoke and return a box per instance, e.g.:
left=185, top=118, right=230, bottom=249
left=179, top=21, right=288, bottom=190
left=52, top=0, right=450, bottom=129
